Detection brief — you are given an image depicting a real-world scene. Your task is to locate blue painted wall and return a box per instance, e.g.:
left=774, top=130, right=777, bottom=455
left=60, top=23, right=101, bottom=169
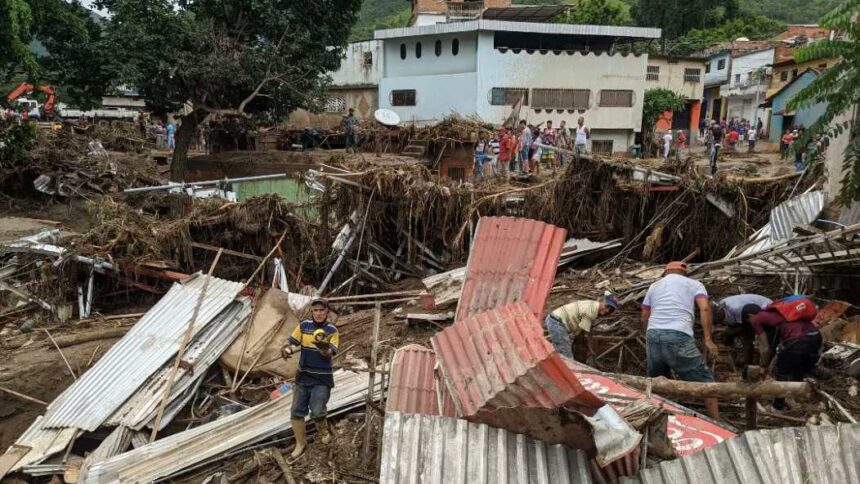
left=769, top=70, right=828, bottom=142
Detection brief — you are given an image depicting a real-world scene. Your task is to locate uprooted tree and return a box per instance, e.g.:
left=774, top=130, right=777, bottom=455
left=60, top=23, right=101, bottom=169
left=2, top=0, right=362, bottom=182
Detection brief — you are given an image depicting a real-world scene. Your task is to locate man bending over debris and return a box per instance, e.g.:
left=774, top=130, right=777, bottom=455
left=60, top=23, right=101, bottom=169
left=544, top=291, right=618, bottom=363
left=748, top=295, right=822, bottom=412
left=641, top=261, right=720, bottom=420
left=712, top=294, right=772, bottom=376
left=281, top=297, right=340, bottom=458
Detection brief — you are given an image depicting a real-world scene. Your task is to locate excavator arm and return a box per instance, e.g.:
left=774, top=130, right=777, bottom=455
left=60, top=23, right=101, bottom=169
left=5, top=83, right=56, bottom=114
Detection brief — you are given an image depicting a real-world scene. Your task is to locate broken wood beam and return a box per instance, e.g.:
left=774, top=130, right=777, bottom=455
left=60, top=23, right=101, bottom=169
left=602, top=374, right=814, bottom=400
left=189, top=242, right=263, bottom=262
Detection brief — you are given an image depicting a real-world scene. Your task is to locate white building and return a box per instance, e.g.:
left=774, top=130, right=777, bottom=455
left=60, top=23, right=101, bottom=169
left=289, top=40, right=384, bottom=129
left=719, top=48, right=774, bottom=125
left=374, top=20, right=660, bottom=155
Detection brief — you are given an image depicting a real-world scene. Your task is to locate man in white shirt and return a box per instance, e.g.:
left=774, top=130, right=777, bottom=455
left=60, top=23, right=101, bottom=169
left=662, top=131, right=673, bottom=159
left=641, top=261, right=720, bottom=419
left=574, top=116, right=589, bottom=156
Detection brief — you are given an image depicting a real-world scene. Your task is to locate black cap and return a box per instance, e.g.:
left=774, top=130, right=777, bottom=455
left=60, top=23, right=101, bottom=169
left=311, top=297, right=330, bottom=309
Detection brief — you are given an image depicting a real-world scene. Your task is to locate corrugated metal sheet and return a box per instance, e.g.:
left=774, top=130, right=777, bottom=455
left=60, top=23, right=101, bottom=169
left=432, top=302, right=611, bottom=454
left=85, top=370, right=382, bottom=483
left=5, top=417, right=77, bottom=473
left=622, top=423, right=860, bottom=484
left=106, top=298, right=252, bottom=430
left=387, top=344, right=456, bottom=417
left=78, top=426, right=133, bottom=481
left=836, top=200, right=860, bottom=226
left=456, top=217, right=566, bottom=322
left=374, top=19, right=661, bottom=40
left=41, top=274, right=244, bottom=431
left=380, top=411, right=594, bottom=484
left=769, top=190, right=824, bottom=242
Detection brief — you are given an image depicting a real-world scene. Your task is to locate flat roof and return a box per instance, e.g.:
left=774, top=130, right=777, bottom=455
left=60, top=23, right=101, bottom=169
left=374, top=19, right=661, bottom=40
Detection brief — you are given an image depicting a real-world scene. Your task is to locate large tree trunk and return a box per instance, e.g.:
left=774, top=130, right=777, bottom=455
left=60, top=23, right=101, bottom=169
left=170, top=109, right=206, bottom=182
left=604, top=373, right=813, bottom=400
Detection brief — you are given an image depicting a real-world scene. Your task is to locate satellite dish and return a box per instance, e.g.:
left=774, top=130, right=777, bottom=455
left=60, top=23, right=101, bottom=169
left=374, top=108, right=400, bottom=126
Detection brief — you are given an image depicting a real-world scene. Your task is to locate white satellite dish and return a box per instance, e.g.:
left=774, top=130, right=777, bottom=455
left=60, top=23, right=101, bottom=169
left=374, top=108, right=401, bottom=126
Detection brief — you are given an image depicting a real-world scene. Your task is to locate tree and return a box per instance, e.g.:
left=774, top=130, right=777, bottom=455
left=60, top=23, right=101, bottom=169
left=633, top=0, right=740, bottom=40
left=788, top=0, right=860, bottom=203
left=668, top=14, right=784, bottom=56
left=0, top=0, right=37, bottom=78
left=642, top=88, right=687, bottom=155
left=556, top=0, right=630, bottom=26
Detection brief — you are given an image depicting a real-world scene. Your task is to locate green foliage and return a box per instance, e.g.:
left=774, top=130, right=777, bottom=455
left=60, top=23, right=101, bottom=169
left=0, top=117, right=37, bottom=170
left=351, top=7, right=411, bottom=41
left=669, top=13, right=784, bottom=55
left=642, top=88, right=687, bottom=140
left=0, top=0, right=37, bottom=79
left=742, top=0, right=842, bottom=24
left=556, top=0, right=631, bottom=26
left=788, top=0, right=860, bottom=203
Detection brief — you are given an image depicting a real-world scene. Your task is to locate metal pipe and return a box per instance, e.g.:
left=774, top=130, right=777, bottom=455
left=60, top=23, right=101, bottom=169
left=123, top=173, right=293, bottom=193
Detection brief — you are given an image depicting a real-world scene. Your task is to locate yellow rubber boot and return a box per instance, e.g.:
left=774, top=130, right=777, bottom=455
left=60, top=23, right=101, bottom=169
left=290, top=418, right=307, bottom=459
left=317, top=418, right=331, bottom=445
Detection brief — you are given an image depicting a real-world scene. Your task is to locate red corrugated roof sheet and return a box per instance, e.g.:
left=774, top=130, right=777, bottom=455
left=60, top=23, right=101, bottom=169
left=456, top=217, right=566, bottom=322
left=433, top=302, right=604, bottom=416
left=386, top=344, right=456, bottom=417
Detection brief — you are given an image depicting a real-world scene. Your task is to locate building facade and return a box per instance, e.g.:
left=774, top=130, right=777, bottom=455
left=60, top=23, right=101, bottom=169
left=765, top=69, right=827, bottom=142
left=375, top=20, right=660, bottom=155
left=719, top=48, right=774, bottom=126
left=646, top=55, right=705, bottom=138
left=288, top=40, right=383, bottom=129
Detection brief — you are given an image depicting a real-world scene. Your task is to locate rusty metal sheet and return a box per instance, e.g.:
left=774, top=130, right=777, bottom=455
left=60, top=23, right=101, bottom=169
left=456, top=217, right=566, bottom=322
left=387, top=344, right=456, bottom=417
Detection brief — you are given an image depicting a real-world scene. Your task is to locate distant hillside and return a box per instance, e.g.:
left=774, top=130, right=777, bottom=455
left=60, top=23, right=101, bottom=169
left=350, top=0, right=840, bottom=40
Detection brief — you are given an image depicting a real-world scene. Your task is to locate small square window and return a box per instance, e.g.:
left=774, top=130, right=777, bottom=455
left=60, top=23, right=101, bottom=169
left=592, top=140, right=613, bottom=155
left=780, top=71, right=788, bottom=82
left=717, top=59, right=726, bottom=70
left=391, top=89, right=416, bottom=106
left=684, top=68, right=701, bottom=83
left=646, top=65, right=660, bottom=81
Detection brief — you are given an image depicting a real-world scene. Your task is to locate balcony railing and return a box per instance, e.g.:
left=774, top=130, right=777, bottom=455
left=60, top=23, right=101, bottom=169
left=447, top=1, right=484, bottom=21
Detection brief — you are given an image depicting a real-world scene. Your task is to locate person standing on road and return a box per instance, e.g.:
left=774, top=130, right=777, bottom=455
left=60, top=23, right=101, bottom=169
left=545, top=292, right=619, bottom=363
left=662, top=130, right=673, bottom=159
left=574, top=116, right=589, bottom=156
left=166, top=120, right=176, bottom=153
left=517, top=120, right=532, bottom=174
left=282, top=298, right=340, bottom=458
left=557, top=120, right=571, bottom=167
left=747, top=124, right=757, bottom=152
left=341, top=108, right=360, bottom=153
left=709, top=122, right=724, bottom=175
left=641, top=261, right=720, bottom=420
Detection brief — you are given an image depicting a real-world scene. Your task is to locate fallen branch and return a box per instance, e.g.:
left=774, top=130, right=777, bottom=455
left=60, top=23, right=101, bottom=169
left=603, top=374, right=814, bottom=400
left=54, top=328, right=129, bottom=348
left=0, top=385, right=48, bottom=406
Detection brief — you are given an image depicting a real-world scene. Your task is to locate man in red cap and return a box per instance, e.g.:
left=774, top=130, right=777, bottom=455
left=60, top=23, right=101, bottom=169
left=641, top=261, right=720, bottom=419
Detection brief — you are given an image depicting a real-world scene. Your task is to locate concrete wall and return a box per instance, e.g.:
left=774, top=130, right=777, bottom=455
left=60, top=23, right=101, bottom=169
left=383, top=32, right=478, bottom=78
left=330, top=40, right=384, bottom=87
left=645, top=58, right=705, bottom=100
left=475, top=32, right=647, bottom=133
left=824, top=105, right=857, bottom=200
left=769, top=70, right=827, bottom=142
left=379, top=72, right=478, bottom=124
left=288, top=87, right=377, bottom=129
left=705, top=52, right=730, bottom=86
left=726, top=49, right=774, bottom=88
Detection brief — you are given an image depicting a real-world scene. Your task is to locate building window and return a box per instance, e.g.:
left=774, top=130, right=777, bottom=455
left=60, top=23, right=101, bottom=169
left=452, top=38, right=459, bottom=55
left=448, top=166, right=465, bottom=181
left=400, top=43, right=406, bottom=60
left=592, top=140, right=613, bottom=155
left=435, top=40, right=442, bottom=57
left=705, top=62, right=711, bottom=74
left=780, top=71, right=788, bottom=82
left=734, top=73, right=741, bottom=83
left=324, top=96, right=346, bottom=113
left=391, top=89, right=416, bottom=106
left=717, top=59, right=726, bottom=70
left=531, top=89, right=590, bottom=110
left=684, top=68, right=701, bottom=83
left=792, top=69, right=798, bottom=79
left=489, top=87, right=529, bottom=106
left=415, top=42, right=422, bottom=58
left=646, top=65, right=660, bottom=81
left=363, top=51, right=373, bottom=66
left=598, top=90, right=634, bottom=107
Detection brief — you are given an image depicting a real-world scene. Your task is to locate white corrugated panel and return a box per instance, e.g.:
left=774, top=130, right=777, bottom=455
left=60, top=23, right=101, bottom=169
left=40, top=274, right=244, bottom=431
left=106, top=297, right=252, bottom=430
left=770, top=190, right=825, bottom=242
left=85, top=370, right=381, bottom=483
left=623, top=423, right=860, bottom=484
left=6, top=417, right=78, bottom=473
left=380, top=412, right=594, bottom=484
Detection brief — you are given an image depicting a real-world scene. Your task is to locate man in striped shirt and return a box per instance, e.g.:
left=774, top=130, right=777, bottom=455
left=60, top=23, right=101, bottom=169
left=282, top=298, right=340, bottom=458
left=544, top=292, right=618, bottom=363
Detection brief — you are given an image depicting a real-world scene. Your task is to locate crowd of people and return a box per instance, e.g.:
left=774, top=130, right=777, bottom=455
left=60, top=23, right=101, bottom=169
left=545, top=262, right=824, bottom=420
left=473, top=117, right=591, bottom=180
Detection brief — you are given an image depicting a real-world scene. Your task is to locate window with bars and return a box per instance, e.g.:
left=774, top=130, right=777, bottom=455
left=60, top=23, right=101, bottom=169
left=598, top=90, right=634, bottom=107
left=531, top=89, right=590, bottom=110
left=717, top=59, right=726, bottom=70
left=489, top=88, right=529, bottom=106
left=705, top=63, right=711, bottom=74
left=646, top=65, right=660, bottom=81
left=324, top=97, right=346, bottom=113
left=591, top=140, right=613, bottom=155
left=684, top=68, right=701, bottom=83
left=448, top=166, right=465, bottom=181
left=391, top=89, right=416, bottom=106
